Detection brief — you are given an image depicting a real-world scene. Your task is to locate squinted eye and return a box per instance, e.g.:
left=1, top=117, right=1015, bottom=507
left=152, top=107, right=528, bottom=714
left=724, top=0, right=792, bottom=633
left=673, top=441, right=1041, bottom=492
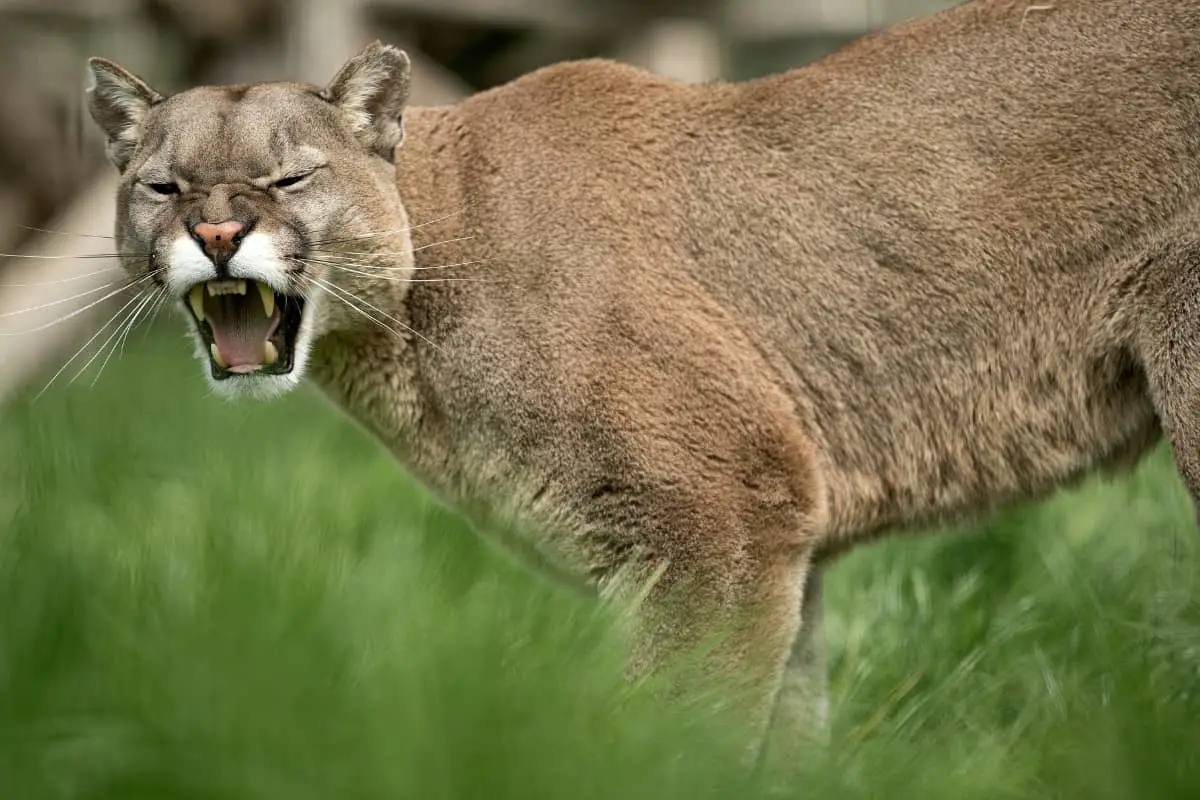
left=273, top=172, right=313, bottom=190
left=146, top=182, right=180, bottom=196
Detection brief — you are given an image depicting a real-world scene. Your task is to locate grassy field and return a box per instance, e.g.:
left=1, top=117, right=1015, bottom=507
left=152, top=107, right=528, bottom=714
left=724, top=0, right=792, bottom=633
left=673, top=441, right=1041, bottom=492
left=1, top=321, right=1197, bottom=799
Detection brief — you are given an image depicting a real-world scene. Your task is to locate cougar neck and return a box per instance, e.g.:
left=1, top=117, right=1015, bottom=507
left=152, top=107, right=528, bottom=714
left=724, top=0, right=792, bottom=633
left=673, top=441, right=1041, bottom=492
left=395, top=105, right=471, bottom=272
left=305, top=104, right=470, bottom=465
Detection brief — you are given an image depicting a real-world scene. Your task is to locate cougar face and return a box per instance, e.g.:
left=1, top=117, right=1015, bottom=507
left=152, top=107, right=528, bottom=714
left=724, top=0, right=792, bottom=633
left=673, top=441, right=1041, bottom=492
left=86, top=44, right=414, bottom=401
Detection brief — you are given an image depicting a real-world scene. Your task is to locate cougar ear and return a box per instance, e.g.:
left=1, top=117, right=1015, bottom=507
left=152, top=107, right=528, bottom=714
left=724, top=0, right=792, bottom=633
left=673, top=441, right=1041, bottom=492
left=321, top=41, right=411, bottom=162
left=85, top=57, right=164, bottom=172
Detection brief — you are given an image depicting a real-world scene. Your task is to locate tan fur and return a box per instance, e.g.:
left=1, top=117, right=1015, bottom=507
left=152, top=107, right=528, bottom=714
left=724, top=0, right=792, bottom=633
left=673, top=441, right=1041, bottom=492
left=87, top=0, right=1200, bottom=759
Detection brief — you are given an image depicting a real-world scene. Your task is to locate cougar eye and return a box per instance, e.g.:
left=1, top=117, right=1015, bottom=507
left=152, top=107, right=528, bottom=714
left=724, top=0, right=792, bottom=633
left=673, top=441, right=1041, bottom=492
left=273, top=172, right=313, bottom=190
left=146, top=182, right=180, bottom=196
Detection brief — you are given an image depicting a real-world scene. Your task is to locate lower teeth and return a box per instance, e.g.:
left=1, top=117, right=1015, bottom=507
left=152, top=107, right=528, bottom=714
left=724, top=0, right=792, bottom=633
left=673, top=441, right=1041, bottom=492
left=209, top=342, right=279, bottom=370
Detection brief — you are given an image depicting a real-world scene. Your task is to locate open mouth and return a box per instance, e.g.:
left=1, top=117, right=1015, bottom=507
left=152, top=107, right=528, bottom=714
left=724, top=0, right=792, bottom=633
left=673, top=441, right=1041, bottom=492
left=184, top=278, right=305, bottom=380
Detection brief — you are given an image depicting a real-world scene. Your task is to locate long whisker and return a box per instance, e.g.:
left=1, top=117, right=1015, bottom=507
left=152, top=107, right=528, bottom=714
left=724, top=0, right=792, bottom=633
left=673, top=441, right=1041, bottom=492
left=101, top=287, right=164, bottom=382
left=92, top=286, right=164, bottom=386
left=75, top=288, right=159, bottom=387
left=32, top=287, right=153, bottom=399
left=18, top=225, right=115, bottom=240
left=0, top=263, right=125, bottom=287
left=409, top=207, right=472, bottom=232
left=302, top=278, right=413, bottom=345
left=309, top=275, right=439, bottom=350
left=397, top=259, right=489, bottom=273
left=0, top=272, right=160, bottom=335
left=140, top=289, right=173, bottom=342
left=308, top=207, right=470, bottom=247
left=301, top=253, right=489, bottom=273
left=0, top=252, right=144, bottom=260
left=296, top=257, right=489, bottom=283
left=308, top=235, right=476, bottom=257
left=413, top=235, right=475, bottom=253
left=0, top=274, right=149, bottom=319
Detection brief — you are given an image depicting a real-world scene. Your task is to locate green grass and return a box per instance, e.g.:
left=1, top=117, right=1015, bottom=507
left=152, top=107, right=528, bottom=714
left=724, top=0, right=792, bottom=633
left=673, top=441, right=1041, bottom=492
left=1, top=322, right=1197, bottom=799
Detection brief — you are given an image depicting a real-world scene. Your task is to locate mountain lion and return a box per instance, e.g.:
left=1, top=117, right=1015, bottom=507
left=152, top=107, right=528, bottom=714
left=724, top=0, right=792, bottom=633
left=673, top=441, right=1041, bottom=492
left=85, top=0, right=1200, bottom=760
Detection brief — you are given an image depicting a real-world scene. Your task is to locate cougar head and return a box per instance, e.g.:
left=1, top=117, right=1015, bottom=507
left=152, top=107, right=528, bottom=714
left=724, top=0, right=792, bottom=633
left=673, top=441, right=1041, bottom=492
left=85, top=42, right=415, bottom=400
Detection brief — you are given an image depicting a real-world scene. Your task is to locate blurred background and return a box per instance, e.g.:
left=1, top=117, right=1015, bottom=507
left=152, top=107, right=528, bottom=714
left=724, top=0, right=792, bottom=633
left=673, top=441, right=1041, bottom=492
left=0, top=0, right=962, bottom=397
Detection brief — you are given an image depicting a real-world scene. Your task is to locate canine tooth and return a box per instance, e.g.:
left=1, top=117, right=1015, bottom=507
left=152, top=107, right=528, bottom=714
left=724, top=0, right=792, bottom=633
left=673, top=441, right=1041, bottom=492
left=189, top=285, right=205, bottom=321
left=263, top=340, right=279, bottom=365
left=206, top=279, right=247, bottom=296
left=257, top=281, right=275, bottom=318
left=210, top=343, right=227, bottom=369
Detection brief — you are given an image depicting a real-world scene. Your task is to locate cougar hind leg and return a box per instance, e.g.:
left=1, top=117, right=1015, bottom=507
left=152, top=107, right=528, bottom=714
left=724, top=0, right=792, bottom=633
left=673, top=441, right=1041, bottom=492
left=618, top=528, right=823, bottom=767
left=755, top=564, right=829, bottom=776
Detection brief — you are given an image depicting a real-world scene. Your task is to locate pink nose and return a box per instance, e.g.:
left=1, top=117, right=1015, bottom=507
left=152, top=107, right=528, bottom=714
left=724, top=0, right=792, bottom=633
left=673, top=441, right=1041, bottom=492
left=193, top=220, right=244, bottom=257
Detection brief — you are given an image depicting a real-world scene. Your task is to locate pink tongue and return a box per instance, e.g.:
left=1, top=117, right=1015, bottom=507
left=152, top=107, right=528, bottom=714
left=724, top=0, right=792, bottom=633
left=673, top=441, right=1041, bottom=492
left=212, top=327, right=270, bottom=372
left=207, top=294, right=281, bottom=371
